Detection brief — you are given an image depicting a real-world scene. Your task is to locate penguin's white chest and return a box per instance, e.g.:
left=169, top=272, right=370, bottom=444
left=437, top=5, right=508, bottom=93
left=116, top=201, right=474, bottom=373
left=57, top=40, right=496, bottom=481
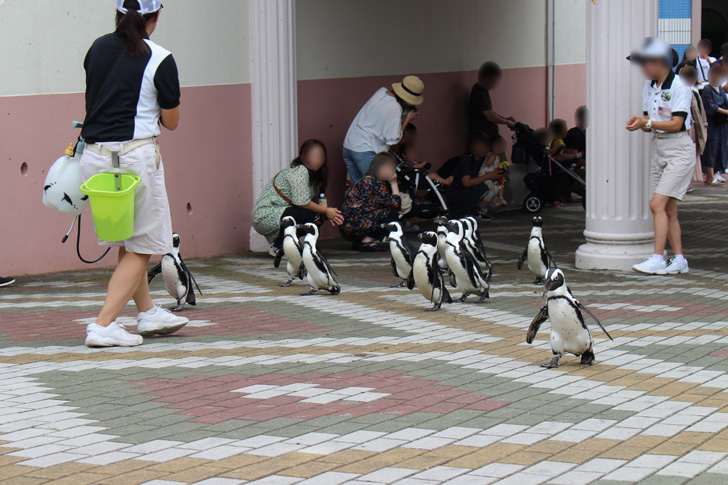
left=303, top=246, right=331, bottom=289
left=283, top=236, right=303, bottom=277
left=413, top=253, right=438, bottom=301
left=391, top=241, right=411, bottom=279
left=527, top=238, right=547, bottom=277
left=445, top=245, right=478, bottom=293
left=161, top=256, right=187, bottom=300
left=547, top=298, right=592, bottom=356
left=437, top=238, right=449, bottom=269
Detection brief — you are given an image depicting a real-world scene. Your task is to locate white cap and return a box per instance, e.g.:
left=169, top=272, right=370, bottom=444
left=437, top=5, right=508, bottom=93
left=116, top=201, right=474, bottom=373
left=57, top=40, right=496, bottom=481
left=117, top=0, right=163, bottom=15
left=627, top=37, right=673, bottom=66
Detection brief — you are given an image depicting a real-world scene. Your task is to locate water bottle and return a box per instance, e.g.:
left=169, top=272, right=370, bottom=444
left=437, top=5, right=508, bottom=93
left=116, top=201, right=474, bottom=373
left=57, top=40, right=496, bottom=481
left=318, top=193, right=327, bottom=207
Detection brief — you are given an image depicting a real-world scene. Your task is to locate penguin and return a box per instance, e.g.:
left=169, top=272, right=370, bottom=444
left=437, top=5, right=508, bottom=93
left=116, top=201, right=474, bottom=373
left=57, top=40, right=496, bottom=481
left=526, top=268, right=613, bottom=368
left=443, top=220, right=490, bottom=303
left=299, top=223, right=341, bottom=296
left=462, top=216, right=494, bottom=282
left=148, top=234, right=202, bottom=312
left=517, top=216, right=556, bottom=285
left=435, top=219, right=457, bottom=288
left=408, top=231, right=452, bottom=311
left=384, top=221, right=416, bottom=288
left=273, top=216, right=306, bottom=287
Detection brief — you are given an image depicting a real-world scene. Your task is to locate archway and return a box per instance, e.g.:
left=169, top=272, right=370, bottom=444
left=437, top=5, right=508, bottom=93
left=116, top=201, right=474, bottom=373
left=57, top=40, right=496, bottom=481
left=702, top=5, right=728, bottom=55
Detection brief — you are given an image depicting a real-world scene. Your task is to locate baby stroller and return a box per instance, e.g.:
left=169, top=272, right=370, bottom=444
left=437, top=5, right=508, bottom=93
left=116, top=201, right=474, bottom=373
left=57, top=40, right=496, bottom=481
left=390, top=150, right=449, bottom=219
left=511, top=122, right=586, bottom=213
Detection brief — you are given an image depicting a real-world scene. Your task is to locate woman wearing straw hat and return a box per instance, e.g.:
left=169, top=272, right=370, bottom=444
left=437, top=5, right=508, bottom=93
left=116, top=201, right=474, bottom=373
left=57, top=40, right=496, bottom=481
left=343, top=76, right=424, bottom=184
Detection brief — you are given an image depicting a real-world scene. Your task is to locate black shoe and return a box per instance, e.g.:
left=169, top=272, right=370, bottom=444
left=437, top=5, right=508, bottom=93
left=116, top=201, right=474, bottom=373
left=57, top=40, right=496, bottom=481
left=0, top=276, right=15, bottom=287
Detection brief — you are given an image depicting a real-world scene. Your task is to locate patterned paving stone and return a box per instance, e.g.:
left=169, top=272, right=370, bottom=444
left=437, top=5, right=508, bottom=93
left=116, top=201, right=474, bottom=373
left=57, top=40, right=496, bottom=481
left=1, top=193, right=727, bottom=483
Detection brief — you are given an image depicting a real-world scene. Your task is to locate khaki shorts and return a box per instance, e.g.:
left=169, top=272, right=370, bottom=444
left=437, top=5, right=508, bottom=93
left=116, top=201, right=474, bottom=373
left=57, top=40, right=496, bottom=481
left=80, top=141, right=173, bottom=255
left=650, top=133, right=696, bottom=200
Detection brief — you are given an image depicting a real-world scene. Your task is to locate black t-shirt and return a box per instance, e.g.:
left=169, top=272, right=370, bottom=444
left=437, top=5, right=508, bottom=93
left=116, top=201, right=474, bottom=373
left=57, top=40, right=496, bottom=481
left=447, top=153, right=483, bottom=201
left=82, top=33, right=180, bottom=144
left=468, top=84, right=498, bottom=139
left=563, top=127, right=586, bottom=154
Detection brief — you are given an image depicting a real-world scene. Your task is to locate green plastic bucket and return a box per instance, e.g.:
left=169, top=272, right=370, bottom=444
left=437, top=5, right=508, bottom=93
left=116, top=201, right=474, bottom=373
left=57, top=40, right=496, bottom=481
left=80, top=173, right=140, bottom=241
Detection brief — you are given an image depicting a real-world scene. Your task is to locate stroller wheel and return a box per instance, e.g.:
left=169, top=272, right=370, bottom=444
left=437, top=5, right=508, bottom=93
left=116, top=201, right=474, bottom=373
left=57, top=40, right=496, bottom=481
left=524, top=194, right=544, bottom=213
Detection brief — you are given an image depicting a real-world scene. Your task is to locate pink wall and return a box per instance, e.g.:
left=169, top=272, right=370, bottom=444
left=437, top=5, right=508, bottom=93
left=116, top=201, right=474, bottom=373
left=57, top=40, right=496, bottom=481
left=297, top=64, right=587, bottom=213
left=0, top=84, right=252, bottom=276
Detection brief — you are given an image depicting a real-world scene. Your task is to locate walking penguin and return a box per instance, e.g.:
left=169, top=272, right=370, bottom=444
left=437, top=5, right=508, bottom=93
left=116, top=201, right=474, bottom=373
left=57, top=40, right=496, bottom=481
left=273, top=216, right=305, bottom=287
left=299, top=223, right=341, bottom=296
left=409, top=231, right=452, bottom=311
left=463, top=216, right=494, bottom=282
left=385, top=221, right=416, bottom=287
left=517, top=216, right=556, bottom=284
left=444, top=220, right=490, bottom=303
left=148, top=233, right=202, bottom=312
left=526, top=268, right=613, bottom=368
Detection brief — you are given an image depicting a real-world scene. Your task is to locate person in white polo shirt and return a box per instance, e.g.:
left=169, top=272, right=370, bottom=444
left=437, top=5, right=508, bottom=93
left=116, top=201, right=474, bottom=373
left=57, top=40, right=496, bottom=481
left=626, top=37, right=695, bottom=275
left=343, top=76, right=424, bottom=184
left=80, top=0, right=188, bottom=347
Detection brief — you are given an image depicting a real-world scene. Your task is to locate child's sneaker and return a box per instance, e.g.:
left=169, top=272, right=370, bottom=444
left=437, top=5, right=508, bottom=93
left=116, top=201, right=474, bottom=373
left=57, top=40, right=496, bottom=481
left=85, top=322, right=143, bottom=347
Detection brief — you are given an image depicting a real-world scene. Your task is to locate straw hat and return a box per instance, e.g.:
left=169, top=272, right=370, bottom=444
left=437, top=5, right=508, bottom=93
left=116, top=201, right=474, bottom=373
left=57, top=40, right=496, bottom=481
left=392, top=75, right=424, bottom=106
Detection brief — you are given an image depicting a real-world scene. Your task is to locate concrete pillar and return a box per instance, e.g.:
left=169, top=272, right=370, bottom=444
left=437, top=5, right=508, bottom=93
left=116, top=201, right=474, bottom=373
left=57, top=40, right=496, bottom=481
left=575, top=0, right=659, bottom=271
left=249, top=0, right=298, bottom=251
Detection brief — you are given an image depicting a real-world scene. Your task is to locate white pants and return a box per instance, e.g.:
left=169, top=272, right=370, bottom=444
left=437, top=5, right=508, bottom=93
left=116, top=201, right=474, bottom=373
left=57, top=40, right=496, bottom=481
left=80, top=141, right=173, bottom=255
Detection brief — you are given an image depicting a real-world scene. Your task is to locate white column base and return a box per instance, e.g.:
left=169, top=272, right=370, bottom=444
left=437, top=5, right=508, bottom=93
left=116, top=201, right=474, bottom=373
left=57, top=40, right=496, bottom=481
left=575, top=230, right=654, bottom=271
left=249, top=228, right=270, bottom=253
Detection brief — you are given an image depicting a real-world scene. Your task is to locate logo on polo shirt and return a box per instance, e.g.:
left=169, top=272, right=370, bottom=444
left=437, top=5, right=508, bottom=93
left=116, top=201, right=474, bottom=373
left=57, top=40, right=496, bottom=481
left=661, top=91, right=672, bottom=102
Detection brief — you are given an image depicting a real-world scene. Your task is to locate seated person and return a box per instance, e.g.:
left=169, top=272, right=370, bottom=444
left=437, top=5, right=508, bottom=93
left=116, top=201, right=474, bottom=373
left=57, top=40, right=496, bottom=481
left=546, top=119, right=569, bottom=158
left=478, top=135, right=509, bottom=208
left=564, top=106, right=588, bottom=160
left=446, top=132, right=504, bottom=220
left=390, top=124, right=453, bottom=186
left=340, top=152, right=402, bottom=252
left=252, top=139, right=343, bottom=255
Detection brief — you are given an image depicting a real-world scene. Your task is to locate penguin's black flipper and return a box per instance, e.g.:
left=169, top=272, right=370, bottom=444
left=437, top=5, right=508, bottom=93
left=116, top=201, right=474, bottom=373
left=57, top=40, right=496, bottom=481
left=406, top=271, right=415, bottom=290
left=180, top=260, right=203, bottom=296
left=546, top=248, right=557, bottom=268
left=318, top=250, right=338, bottom=277
left=390, top=258, right=399, bottom=279
left=517, top=248, right=528, bottom=270
left=273, top=248, right=284, bottom=268
left=459, top=241, right=487, bottom=288
left=442, top=285, right=452, bottom=304
left=148, top=263, right=162, bottom=284
left=403, top=237, right=418, bottom=265
left=526, top=306, right=549, bottom=344
left=296, top=262, right=306, bottom=280
left=576, top=301, right=613, bottom=341
left=185, top=286, right=197, bottom=306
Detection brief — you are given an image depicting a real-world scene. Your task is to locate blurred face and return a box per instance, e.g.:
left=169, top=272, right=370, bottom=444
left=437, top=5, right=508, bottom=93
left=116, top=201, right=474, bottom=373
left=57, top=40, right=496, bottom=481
left=471, top=140, right=489, bottom=159
left=576, top=113, right=588, bottom=130
left=680, top=71, right=698, bottom=86
left=375, top=160, right=396, bottom=181
left=709, top=68, right=724, bottom=86
left=491, top=139, right=506, bottom=154
left=479, top=74, right=502, bottom=90
left=640, top=59, right=669, bottom=80
left=698, top=45, right=710, bottom=56
left=302, top=145, right=325, bottom=171
left=685, top=46, right=697, bottom=60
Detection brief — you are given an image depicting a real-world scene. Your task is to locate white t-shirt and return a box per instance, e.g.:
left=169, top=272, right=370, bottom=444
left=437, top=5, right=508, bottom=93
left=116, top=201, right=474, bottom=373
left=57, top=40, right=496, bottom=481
left=696, top=56, right=715, bottom=84
left=642, top=71, right=693, bottom=132
left=344, top=87, right=403, bottom=153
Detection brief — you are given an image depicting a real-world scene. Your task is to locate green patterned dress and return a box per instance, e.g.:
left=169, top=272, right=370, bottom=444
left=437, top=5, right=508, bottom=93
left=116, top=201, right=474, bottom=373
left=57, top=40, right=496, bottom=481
left=252, top=165, right=317, bottom=243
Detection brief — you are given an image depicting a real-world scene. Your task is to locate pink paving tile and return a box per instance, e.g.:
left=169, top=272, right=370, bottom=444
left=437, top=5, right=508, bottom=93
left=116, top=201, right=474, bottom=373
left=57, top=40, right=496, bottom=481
left=133, top=371, right=510, bottom=423
left=709, top=350, right=728, bottom=357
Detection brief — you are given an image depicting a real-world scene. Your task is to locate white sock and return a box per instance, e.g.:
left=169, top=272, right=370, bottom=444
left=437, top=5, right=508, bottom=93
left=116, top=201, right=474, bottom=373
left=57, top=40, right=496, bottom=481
left=674, top=254, right=685, bottom=263
left=651, top=254, right=665, bottom=263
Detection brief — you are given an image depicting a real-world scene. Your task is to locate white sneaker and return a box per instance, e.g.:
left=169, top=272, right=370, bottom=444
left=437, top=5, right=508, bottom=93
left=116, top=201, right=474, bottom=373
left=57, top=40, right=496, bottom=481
left=665, top=258, right=689, bottom=274
left=715, top=173, right=726, bottom=182
left=85, top=322, right=143, bottom=347
left=137, top=305, right=189, bottom=337
left=632, top=258, right=667, bottom=275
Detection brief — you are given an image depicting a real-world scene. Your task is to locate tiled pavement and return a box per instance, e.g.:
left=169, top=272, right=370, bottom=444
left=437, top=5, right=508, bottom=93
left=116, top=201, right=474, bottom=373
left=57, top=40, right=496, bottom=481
left=1, top=191, right=728, bottom=485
